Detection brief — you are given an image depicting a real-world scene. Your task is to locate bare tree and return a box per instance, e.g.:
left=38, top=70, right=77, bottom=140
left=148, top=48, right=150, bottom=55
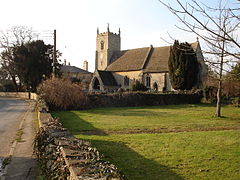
left=0, top=26, right=35, bottom=91
left=158, top=0, right=240, bottom=117
left=158, top=0, right=240, bottom=58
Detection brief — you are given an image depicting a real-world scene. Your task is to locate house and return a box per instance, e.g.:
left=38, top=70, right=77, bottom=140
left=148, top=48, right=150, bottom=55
left=61, top=60, right=92, bottom=90
left=89, top=26, right=207, bottom=92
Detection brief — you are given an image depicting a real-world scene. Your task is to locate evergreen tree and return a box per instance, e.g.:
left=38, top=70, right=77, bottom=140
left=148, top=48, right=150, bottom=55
left=168, top=40, right=199, bottom=90
left=12, top=40, right=61, bottom=92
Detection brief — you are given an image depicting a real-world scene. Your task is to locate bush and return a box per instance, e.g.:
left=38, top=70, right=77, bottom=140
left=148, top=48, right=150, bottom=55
left=204, top=78, right=240, bottom=104
left=37, top=78, right=88, bottom=110
left=231, top=97, right=240, bottom=107
left=0, top=82, right=16, bottom=92
left=132, top=80, right=148, bottom=91
left=87, top=92, right=202, bottom=108
left=70, top=77, right=81, bottom=84
left=222, top=80, right=240, bottom=97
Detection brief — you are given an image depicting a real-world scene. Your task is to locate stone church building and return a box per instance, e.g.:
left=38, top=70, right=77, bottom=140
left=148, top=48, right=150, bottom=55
left=89, top=26, right=207, bottom=92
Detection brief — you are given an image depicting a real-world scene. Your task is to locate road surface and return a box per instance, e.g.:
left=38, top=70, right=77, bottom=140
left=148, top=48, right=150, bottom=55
left=0, top=97, right=28, bottom=158
left=0, top=97, right=37, bottom=179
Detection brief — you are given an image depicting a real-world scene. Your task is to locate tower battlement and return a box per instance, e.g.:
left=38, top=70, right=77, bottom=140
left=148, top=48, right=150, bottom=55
left=97, top=25, right=121, bottom=36
left=95, top=25, right=121, bottom=71
left=98, top=32, right=120, bottom=36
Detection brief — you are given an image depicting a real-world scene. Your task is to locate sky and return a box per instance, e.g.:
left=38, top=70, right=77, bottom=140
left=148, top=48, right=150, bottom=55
left=0, top=0, right=238, bottom=72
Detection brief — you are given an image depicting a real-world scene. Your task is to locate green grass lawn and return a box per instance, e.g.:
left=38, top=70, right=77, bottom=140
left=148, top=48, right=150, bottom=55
left=52, top=104, right=240, bottom=180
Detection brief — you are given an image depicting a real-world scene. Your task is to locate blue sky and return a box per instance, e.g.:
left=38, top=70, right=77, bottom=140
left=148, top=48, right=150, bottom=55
left=0, top=0, right=238, bottom=72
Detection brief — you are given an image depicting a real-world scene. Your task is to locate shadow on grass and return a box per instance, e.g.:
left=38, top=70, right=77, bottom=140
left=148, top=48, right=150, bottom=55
left=90, top=109, right=173, bottom=118
left=79, top=103, right=216, bottom=117
left=81, top=138, right=185, bottom=180
left=53, top=111, right=108, bottom=136
left=55, top=112, right=185, bottom=180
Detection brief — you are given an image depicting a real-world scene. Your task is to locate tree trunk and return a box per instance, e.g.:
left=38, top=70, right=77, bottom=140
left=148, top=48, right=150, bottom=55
left=215, top=31, right=225, bottom=117
left=10, top=75, right=18, bottom=92
left=215, top=79, right=222, bottom=117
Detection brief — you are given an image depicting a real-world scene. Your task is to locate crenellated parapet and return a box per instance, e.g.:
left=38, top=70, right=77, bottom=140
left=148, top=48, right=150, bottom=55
left=95, top=25, right=121, bottom=71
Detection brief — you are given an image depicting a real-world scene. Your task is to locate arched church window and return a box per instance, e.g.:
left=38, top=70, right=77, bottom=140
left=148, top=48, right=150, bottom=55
left=146, top=75, right=151, bottom=87
left=93, top=78, right=100, bottom=90
left=124, top=76, right=129, bottom=86
left=153, top=82, right=158, bottom=92
left=101, top=41, right=104, bottom=50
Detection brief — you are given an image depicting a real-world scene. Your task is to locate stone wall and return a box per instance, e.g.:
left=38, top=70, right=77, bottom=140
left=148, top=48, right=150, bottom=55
left=112, top=70, right=142, bottom=89
left=35, top=108, right=123, bottom=180
left=149, top=73, right=166, bottom=91
left=0, top=92, right=37, bottom=100
left=87, top=92, right=202, bottom=109
left=195, top=43, right=208, bottom=88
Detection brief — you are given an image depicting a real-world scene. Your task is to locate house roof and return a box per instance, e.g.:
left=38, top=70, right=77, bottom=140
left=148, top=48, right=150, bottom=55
left=106, top=42, right=199, bottom=73
left=61, top=65, right=92, bottom=74
left=97, top=70, right=118, bottom=86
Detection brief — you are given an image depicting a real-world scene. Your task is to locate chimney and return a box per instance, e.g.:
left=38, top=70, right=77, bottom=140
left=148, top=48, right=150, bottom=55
left=68, top=62, right=71, bottom=66
left=83, top=60, right=88, bottom=71
left=64, top=59, right=66, bottom=65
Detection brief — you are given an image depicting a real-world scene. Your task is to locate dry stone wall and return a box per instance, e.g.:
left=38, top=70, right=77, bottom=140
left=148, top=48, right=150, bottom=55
left=35, top=104, right=123, bottom=180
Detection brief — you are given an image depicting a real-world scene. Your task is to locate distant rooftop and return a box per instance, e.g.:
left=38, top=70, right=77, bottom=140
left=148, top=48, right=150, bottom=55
left=61, top=65, right=92, bottom=74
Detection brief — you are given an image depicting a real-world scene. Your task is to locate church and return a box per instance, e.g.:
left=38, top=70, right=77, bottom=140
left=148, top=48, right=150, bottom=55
left=89, top=26, right=207, bottom=92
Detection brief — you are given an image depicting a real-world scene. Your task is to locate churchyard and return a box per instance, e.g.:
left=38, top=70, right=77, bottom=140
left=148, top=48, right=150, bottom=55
left=52, top=104, right=240, bottom=180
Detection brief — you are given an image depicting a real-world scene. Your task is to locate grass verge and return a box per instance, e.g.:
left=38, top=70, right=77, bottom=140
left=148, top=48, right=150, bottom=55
left=52, top=104, right=240, bottom=180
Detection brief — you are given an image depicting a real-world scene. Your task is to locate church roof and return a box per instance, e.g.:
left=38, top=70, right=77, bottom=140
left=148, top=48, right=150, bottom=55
left=106, top=47, right=150, bottom=71
left=61, top=65, right=92, bottom=74
left=144, top=46, right=170, bottom=72
left=106, top=42, right=199, bottom=73
left=97, top=70, right=118, bottom=86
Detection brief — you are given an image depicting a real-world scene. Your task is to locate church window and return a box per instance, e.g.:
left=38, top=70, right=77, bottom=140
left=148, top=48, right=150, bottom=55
left=146, top=75, right=151, bottom=87
left=93, top=78, right=100, bottom=90
left=101, top=41, right=104, bottom=50
left=124, top=76, right=129, bottom=86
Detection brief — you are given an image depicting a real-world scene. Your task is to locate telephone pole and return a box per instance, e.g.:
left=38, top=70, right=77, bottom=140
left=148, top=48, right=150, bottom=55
left=52, top=29, right=56, bottom=78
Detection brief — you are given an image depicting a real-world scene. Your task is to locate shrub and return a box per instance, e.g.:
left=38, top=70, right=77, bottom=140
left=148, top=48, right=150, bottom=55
left=222, top=80, right=240, bottom=97
left=204, top=78, right=240, bottom=104
left=231, top=97, right=240, bottom=107
left=37, top=78, right=88, bottom=110
left=132, top=80, right=148, bottom=91
left=70, top=77, right=81, bottom=84
left=87, top=92, right=202, bottom=108
left=0, top=82, right=16, bottom=92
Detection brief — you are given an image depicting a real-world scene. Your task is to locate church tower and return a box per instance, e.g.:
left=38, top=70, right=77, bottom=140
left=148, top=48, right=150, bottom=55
left=95, top=25, right=121, bottom=70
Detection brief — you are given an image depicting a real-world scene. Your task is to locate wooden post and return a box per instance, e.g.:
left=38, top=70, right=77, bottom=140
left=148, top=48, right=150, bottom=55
left=52, top=29, right=56, bottom=79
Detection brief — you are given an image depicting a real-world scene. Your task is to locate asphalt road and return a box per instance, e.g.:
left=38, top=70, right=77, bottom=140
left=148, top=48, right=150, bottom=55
left=0, top=97, right=28, bottom=158
left=0, top=97, right=37, bottom=179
